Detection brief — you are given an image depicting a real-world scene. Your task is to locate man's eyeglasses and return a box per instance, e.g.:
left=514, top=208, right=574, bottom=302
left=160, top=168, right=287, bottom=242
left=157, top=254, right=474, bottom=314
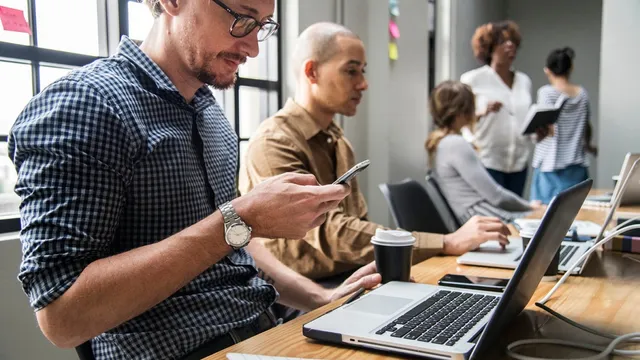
left=211, top=0, right=280, bottom=42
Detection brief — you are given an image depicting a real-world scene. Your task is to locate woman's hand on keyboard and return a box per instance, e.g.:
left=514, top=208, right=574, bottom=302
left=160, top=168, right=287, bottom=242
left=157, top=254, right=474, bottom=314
left=442, top=216, right=511, bottom=255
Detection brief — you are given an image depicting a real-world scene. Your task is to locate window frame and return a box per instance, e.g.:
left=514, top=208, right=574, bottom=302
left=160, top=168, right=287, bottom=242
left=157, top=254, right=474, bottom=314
left=0, top=0, right=282, bottom=233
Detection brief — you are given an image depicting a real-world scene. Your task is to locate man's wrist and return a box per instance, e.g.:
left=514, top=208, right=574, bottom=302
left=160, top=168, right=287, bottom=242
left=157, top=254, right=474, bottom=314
left=309, top=284, right=331, bottom=310
left=197, top=210, right=233, bottom=263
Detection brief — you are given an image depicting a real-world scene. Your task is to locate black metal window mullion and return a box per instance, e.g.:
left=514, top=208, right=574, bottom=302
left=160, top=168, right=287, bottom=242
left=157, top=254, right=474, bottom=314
left=276, top=14, right=283, bottom=108
left=233, top=0, right=283, bottom=171
left=120, top=0, right=130, bottom=38
left=234, top=79, right=241, bottom=155
left=27, top=0, right=40, bottom=94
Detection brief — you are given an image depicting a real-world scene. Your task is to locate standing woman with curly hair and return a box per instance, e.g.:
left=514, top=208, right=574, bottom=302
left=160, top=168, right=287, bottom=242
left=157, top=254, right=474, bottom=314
left=460, top=21, right=532, bottom=197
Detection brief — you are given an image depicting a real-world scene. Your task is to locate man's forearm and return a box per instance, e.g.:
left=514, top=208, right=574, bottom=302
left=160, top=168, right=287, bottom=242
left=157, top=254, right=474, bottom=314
left=247, top=241, right=328, bottom=312
left=37, top=211, right=231, bottom=348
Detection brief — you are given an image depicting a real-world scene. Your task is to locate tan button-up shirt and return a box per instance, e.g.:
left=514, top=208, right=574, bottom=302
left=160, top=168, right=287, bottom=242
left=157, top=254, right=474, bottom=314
left=239, top=99, right=444, bottom=280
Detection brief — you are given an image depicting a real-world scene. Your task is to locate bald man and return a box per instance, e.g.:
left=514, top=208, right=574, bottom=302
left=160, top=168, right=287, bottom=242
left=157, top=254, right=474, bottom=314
left=239, top=22, right=511, bottom=284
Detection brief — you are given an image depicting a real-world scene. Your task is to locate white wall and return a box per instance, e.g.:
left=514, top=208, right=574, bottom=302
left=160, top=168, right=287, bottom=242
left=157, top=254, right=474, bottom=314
left=385, top=1, right=430, bottom=185
left=597, top=0, right=640, bottom=188
left=0, top=238, right=75, bottom=360
left=507, top=0, right=603, bottom=184
left=282, top=0, right=431, bottom=225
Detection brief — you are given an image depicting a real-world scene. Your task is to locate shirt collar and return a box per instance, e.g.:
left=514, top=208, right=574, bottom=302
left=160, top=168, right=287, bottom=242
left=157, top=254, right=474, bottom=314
left=282, top=98, right=343, bottom=141
left=116, top=36, right=214, bottom=112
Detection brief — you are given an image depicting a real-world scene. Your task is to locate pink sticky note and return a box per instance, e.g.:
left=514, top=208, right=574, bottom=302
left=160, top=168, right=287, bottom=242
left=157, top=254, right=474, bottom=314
left=0, top=6, right=32, bottom=35
left=389, top=20, right=400, bottom=39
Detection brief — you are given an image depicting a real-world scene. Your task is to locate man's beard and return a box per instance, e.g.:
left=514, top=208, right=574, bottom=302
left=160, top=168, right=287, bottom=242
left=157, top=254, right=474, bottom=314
left=196, top=69, right=237, bottom=90
left=195, top=52, right=246, bottom=90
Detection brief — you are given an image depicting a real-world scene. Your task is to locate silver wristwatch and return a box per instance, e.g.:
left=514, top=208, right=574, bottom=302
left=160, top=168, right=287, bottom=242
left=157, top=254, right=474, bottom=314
left=219, top=201, right=252, bottom=250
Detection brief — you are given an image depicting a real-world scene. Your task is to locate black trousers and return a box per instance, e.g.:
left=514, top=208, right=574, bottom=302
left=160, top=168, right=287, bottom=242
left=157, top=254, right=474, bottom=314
left=179, top=310, right=278, bottom=360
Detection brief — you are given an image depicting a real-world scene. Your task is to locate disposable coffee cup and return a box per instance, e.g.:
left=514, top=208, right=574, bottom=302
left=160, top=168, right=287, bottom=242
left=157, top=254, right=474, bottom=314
left=542, top=249, right=560, bottom=282
left=520, top=228, right=559, bottom=282
left=371, top=229, right=415, bottom=284
left=520, top=229, right=535, bottom=250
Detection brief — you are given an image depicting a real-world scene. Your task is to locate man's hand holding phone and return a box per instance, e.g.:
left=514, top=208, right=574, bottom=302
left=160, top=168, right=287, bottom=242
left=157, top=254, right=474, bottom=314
left=235, top=160, right=370, bottom=240
left=333, top=160, right=371, bottom=185
left=234, top=173, right=350, bottom=240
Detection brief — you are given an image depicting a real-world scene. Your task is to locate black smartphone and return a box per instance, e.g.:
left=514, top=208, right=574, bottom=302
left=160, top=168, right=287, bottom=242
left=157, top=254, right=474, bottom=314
left=437, top=274, right=509, bottom=293
left=333, top=160, right=370, bottom=185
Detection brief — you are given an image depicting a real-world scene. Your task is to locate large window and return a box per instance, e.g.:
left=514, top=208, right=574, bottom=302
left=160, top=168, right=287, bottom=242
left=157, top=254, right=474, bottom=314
left=0, top=0, right=109, bottom=231
left=0, top=0, right=282, bottom=232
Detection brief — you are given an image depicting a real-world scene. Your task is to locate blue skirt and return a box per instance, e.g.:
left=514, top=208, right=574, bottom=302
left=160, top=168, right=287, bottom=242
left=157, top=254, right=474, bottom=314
left=531, top=164, right=589, bottom=204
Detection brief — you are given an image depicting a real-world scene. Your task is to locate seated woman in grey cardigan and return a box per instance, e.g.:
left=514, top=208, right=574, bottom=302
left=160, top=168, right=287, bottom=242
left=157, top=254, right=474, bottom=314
left=426, top=81, right=541, bottom=224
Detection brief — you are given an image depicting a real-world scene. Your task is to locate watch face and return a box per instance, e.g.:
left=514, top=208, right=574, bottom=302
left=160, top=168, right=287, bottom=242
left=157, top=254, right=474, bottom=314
left=227, top=224, right=250, bottom=247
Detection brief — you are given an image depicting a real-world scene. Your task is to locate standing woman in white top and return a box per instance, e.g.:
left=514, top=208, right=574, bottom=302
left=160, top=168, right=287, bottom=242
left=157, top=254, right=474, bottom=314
left=461, top=21, right=532, bottom=196
left=530, top=47, right=598, bottom=204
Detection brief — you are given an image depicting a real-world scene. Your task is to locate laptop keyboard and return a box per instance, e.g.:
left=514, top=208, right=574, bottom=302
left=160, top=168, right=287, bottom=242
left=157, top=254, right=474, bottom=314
left=559, top=244, right=588, bottom=269
left=514, top=244, right=586, bottom=269
left=560, top=244, right=579, bottom=266
left=375, top=290, right=499, bottom=347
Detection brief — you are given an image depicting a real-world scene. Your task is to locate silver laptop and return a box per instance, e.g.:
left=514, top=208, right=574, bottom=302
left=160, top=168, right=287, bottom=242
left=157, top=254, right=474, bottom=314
left=457, top=217, right=599, bottom=274
left=303, top=180, right=592, bottom=360
left=456, top=237, right=593, bottom=275
left=584, top=152, right=640, bottom=207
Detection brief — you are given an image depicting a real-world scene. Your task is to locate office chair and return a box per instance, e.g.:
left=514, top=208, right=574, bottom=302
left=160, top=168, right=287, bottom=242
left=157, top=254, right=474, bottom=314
left=378, top=178, right=453, bottom=234
left=76, top=341, right=95, bottom=360
left=424, top=171, right=462, bottom=232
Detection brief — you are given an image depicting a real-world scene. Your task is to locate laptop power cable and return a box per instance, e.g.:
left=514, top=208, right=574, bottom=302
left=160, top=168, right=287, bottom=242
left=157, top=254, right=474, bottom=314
left=505, top=224, right=640, bottom=360
left=507, top=159, right=640, bottom=360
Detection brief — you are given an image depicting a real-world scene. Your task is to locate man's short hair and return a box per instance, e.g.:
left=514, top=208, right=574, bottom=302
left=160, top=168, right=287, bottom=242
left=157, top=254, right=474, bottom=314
left=144, top=0, right=163, bottom=18
left=291, top=22, right=359, bottom=81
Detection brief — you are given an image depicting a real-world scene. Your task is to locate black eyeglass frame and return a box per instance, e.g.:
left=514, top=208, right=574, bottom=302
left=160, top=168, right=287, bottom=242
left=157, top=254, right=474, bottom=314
left=211, top=0, right=280, bottom=41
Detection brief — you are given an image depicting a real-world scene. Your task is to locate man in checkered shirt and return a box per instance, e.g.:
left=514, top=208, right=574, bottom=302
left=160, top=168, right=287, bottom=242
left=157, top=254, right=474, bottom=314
left=8, top=1, right=382, bottom=359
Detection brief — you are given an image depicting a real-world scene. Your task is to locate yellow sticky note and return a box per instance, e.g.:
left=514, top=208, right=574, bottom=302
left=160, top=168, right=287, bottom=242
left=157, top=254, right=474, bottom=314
left=389, top=42, right=398, bottom=60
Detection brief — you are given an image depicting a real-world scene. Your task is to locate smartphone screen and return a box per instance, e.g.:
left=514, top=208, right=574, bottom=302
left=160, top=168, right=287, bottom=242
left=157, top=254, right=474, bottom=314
left=437, top=274, right=509, bottom=292
left=333, top=160, right=371, bottom=185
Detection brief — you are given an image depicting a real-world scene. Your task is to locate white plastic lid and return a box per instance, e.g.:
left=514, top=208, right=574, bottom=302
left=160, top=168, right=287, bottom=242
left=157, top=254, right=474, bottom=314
left=519, top=228, right=537, bottom=238
left=371, top=229, right=416, bottom=247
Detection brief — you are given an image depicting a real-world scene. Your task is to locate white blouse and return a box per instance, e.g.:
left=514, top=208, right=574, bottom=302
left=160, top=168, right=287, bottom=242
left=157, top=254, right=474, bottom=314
left=461, top=65, right=533, bottom=173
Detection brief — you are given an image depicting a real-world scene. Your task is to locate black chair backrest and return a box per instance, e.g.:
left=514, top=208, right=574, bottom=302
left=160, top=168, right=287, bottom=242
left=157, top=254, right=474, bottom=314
left=425, top=171, right=462, bottom=232
left=378, top=178, right=453, bottom=234
left=76, top=341, right=95, bottom=360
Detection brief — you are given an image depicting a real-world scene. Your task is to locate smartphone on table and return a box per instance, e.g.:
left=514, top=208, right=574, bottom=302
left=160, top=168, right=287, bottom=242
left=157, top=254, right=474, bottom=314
left=333, top=160, right=371, bottom=185
left=437, top=274, right=509, bottom=293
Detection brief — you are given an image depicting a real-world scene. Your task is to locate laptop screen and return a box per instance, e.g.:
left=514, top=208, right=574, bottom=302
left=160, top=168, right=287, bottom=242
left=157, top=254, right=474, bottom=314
left=470, top=179, right=592, bottom=359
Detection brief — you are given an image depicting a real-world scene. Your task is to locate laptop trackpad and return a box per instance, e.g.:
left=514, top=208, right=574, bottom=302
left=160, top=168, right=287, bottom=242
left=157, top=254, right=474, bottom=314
left=348, top=295, right=413, bottom=316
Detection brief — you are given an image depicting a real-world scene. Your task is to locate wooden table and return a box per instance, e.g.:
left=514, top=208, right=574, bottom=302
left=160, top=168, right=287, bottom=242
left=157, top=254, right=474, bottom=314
left=207, top=204, right=640, bottom=359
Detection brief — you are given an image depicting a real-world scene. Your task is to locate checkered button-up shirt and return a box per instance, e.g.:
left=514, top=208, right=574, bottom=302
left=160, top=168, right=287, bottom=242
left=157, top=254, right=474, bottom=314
left=9, top=36, right=277, bottom=360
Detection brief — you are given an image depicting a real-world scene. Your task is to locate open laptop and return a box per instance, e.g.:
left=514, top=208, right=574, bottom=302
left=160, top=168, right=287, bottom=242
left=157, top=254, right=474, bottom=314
left=456, top=236, right=593, bottom=275
left=303, top=180, right=592, bottom=360
left=584, top=152, right=640, bottom=207
left=457, top=217, right=600, bottom=274
left=458, top=159, right=632, bottom=276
